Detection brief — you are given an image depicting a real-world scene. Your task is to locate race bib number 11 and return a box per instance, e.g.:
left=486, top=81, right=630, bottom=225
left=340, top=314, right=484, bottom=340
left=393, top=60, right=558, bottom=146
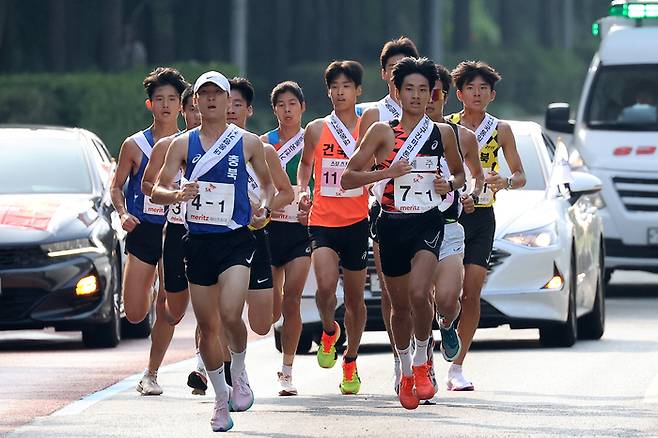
left=320, top=158, right=362, bottom=198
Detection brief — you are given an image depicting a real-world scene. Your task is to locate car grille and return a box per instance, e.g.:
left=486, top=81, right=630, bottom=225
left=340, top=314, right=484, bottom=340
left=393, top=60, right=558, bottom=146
left=0, top=246, right=50, bottom=269
left=488, top=248, right=511, bottom=273
left=0, top=288, right=49, bottom=321
left=604, top=238, right=658, bottom=259
left=0, top=246, right=49, bottom=269
left=612, top=176, right=658, bottom=212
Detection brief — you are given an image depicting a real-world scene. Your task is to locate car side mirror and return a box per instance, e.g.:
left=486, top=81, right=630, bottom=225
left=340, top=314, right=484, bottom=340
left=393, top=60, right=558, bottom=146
left=546, top=103, right=575, bottom=134
left=568, top=171, right=602, bottom=204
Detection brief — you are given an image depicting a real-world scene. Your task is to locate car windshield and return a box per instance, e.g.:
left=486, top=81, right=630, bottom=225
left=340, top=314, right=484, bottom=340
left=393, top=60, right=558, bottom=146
left=497, top=131, right=547, bottom=191
left=585, top=65, right=658, bottom=131
left=0, top=133, right=92, bottom=194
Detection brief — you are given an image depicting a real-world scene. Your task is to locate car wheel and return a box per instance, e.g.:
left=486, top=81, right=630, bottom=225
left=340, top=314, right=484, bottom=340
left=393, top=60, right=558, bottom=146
left=121, top=301, right=155, bottom=339
left=540, top=252, right=578, bottom=347
left=578, top=247, right=606, bottom=340
left=83, top=297, right=121, bottom=348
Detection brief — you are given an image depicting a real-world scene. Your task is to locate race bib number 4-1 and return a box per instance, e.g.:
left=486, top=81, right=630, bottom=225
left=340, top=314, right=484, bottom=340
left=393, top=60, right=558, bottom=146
left=320, top=158, right=363, bottom=198
left=393, top=156, right=454, bottom=213
left=273, top=185, right=302, bottom=223
left=186, top=181, right=235, bottom=226
left=143, top=196, right=165, bottom=216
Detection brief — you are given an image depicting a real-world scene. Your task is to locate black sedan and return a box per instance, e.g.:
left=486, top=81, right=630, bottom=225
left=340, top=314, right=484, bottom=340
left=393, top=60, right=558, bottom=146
left=0, top=125, right=152, bottom=348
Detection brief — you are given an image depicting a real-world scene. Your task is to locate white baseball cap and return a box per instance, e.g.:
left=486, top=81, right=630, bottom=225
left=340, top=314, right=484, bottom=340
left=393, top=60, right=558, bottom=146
left=193, top=71, right=231, bottom=94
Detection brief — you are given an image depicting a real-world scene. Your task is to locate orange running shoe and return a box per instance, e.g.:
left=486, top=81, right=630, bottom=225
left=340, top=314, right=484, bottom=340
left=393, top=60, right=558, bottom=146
left=413, top=363, right=437, bottom=401
left=398, top=375, right=418, bottom=410
left=317, top=321, right=341, bottom=368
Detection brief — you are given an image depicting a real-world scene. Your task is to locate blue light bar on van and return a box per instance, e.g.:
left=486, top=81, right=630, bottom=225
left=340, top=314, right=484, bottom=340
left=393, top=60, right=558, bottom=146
left=610, top=1, right=658, bottom=19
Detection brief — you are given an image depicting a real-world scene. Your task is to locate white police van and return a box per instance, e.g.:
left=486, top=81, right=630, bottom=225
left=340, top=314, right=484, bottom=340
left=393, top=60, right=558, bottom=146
left=546, top=0, right=658, bottom=283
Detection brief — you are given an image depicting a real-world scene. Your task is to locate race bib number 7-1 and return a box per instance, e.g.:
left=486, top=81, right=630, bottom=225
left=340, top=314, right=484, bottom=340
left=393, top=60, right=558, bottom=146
left=393, top=156, right=453, bottom=213
left=186, top=181, right=235, bottom=226
left=320, top=158, right=363, bottom=198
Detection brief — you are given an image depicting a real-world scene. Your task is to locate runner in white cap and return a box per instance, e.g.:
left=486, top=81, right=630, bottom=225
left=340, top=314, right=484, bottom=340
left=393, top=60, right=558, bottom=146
left=152, top=70, right=274, bottom=432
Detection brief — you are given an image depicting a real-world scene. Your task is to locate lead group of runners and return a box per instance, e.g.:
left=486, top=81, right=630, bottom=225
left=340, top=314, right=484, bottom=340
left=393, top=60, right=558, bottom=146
left=110, top=36, right=526, bottom=432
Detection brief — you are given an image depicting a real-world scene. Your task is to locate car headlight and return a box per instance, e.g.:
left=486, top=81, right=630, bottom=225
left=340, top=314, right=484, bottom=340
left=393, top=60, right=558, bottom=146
left=503, top=223, right=558, bottom=248
left=591, top=193, right=606, bottom=209
left=42, top=238, right=103, bottom=257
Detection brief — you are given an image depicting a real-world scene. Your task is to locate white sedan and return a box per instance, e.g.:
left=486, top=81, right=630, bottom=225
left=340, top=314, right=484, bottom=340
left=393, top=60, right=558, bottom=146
left=481, top=121, right=605, bottom=347
left=276, top=120, right=606, bottom=352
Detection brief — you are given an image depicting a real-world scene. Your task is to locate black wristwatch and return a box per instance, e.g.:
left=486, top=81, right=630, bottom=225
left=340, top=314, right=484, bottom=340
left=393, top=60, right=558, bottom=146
left=470, top=193, right=479, bottom=204
left=264, top=206, right=272, bottom=217
left=448, top=180, right=455, bottom=191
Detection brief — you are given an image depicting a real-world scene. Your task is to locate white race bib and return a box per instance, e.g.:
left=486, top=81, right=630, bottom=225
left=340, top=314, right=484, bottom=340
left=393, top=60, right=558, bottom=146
left=273, top=185, right=302, bottom=223
left=167, top=202, right=185, bottom=224
left=186, top=181, right=235, bottom=226
left=393, top=157, right=454, bottom=213
left=167, top=172, right=186, bottom=224
left=479, top=183, right=495, bottom=206
left=143, top=196, right=165, bottom=216
left=320, top=158, right=363, bottom=198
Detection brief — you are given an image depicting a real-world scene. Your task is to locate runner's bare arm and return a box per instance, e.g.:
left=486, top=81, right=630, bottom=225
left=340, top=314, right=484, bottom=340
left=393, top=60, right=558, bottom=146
left=487, top=121, right=526, bottom=191
left=458, top=126, right=484, bottom=196
left=141, top=137, right=173, bottom=198
left=356, top=107, right=380, bottom=146
left=342, top=122, right=408, bottom=190
left=244, top=134, right=275, bottom=211
left=264, top=144, right=294, bottom=212
left=110, top=138, right=140, bottom=230
left=297, top=119, right=322, bottom=198
left=152, top=135, right=195, bottom=205
left=436, top=124, right=465, bottom=195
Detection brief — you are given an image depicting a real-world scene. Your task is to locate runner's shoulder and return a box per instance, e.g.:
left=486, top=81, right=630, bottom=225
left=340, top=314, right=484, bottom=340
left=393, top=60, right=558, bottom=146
left=304, top=118, right=325, bottom=138
left=495, top=120, right=514, bottom=141
left=151, top=135, right=176, bottom=157
left=456, top=124, right=477, bottom=147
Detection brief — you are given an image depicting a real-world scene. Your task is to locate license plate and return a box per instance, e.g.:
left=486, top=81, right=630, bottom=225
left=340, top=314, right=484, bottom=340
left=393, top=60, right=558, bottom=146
left=649, top=228, right=658, bottom=245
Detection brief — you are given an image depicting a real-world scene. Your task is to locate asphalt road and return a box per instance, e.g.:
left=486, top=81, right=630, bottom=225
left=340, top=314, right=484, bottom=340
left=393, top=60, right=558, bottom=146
left=2, top=271, right=658, bottom=437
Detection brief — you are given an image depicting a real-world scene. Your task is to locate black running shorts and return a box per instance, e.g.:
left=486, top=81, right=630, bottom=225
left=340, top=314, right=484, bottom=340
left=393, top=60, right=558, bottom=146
left=377, top=208, right=444, bottom=277
left=459, top=206, right=495, bottom=268
left=308, top=219, right=369, bottom=271
left=248, top=227, right=273, bottom=290
left=183, top=227, right=256, bottom=287
left=125, top=221, right=164, bottom=266
left=163, top=222, right=188, bottom=293
left=268, top=220, right=311, bottom=267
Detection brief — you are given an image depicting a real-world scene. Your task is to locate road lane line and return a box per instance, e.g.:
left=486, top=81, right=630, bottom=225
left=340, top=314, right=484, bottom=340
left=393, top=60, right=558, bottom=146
left=51, top=337, right=272, bottom=417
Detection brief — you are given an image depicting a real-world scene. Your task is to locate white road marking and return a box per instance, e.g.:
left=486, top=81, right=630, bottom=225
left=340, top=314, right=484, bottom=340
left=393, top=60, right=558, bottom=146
left=51, top=337, right=272, bottom=417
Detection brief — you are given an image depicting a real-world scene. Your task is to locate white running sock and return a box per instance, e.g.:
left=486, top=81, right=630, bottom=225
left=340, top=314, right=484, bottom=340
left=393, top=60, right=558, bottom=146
left=207, top=365, right=229, bottom=400
left=413, top=337, right=429, bottom=366
left=396, top=344, right=413, bottom=376
left=448, top=363, right=463, bottom=377
left=281, top=364, right=293, bottom=377
left=196, top=351, right=205, bottom=372
left=229, top=348, right=246, bottom=374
